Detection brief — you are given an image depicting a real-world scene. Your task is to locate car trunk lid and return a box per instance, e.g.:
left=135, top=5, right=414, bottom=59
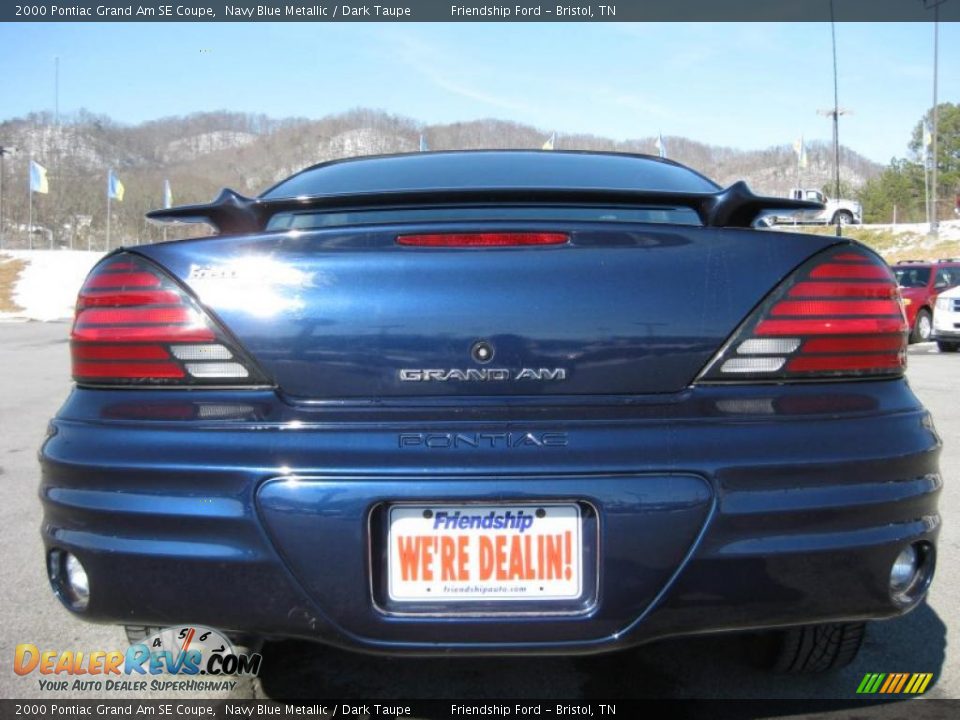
left=136, top=223, right=839, bottom=399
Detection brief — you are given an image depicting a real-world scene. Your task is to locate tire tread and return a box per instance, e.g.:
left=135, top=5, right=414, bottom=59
left=770, top=622, right=866, bottom=674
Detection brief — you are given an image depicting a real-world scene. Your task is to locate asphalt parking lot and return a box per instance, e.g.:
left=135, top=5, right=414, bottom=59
left=1, top=321, right=956, bottom=705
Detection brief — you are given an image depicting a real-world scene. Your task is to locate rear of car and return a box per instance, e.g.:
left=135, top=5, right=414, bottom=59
left=40, top=152, right=940, bottom=671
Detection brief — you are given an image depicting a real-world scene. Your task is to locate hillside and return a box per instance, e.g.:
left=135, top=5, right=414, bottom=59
left=0, top=109, right=882, bottom=249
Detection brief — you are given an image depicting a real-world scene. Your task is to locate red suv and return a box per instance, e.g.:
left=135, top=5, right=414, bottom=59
left=893, top=259, right=960, bottom=342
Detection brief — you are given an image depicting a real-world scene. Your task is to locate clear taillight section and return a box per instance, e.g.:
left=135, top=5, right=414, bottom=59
left=698, top=246, right=908, bottom=382
left=71, top=254, right=265, bottom=386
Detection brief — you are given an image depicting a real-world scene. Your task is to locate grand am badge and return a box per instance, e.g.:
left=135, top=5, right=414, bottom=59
left=398, top=368, right=566, bottom=382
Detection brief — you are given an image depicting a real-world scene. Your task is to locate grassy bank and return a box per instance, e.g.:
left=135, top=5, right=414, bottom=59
left=776, top=222, right=960, bottom=264
left=0, top=255, right=27, bottom=313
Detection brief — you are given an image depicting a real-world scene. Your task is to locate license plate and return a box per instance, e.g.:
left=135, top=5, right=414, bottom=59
left=387, top=503, right=583, bottom=602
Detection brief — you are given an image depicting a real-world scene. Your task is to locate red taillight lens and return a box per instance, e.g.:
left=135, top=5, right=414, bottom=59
left=71, top=254, right=265, bottom=386
left=396, top=232, right=569, bottom=247
left=697, top=246, right=908, bottom=382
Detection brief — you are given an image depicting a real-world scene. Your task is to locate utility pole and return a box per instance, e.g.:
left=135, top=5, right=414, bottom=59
left=828, top=1, right=842, bottom=236
left=922, top=1, right=948, bottom=235
left=818, top=110, right=849, bottom=195
left=28, top=153, right=34, bottom=250
left=924, top=136, right=931, bottom=226
left=54, top=55, right=61, bottom=248
left=931, top=2, right=940, bottom=235
left=106, top=183, right=111, bottom=252
left=54, top=56, right=59, bottom=126
left=0, top=145, right=14, bottom=250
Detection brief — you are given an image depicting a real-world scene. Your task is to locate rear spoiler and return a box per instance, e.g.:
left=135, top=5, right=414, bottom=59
left=146, top=181, right=822, bottom=235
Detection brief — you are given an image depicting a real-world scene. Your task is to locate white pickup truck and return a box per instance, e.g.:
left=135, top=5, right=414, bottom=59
left=766, top=188, right=862, bottom=226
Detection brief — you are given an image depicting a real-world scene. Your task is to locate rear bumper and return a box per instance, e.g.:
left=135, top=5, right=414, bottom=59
left=39, top=381, right=942, bottom=655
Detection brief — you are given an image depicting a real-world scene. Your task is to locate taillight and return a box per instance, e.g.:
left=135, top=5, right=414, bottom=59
left=697, top=246, right=908, bottom=382
left=71, top=254, right=266, bottom=386
left=397, top=232, right=568, bottom=247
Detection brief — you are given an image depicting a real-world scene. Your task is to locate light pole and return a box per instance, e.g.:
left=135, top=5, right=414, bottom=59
left=818, top=109, right=849, bottom=201
left=0, top=145, right=15, bottom=250
left=929, top=1, right=941, bottom=235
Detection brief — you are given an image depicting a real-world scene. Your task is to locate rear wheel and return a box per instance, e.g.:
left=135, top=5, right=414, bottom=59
left=911, top=309, right=933, bottom=343
left=751, top=622, right=866, bottom=674
left=832, top=210, right=854, bottom=226
left=938, top=340, right=960, bottom=353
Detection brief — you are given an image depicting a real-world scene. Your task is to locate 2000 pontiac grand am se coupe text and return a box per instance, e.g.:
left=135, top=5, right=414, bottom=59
left=40, top=151, right=941, bottom=673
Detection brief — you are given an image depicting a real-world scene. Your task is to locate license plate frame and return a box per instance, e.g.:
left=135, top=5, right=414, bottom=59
left=373, top=501, right=597, bottom=616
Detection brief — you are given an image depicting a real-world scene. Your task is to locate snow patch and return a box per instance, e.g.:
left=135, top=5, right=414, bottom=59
left=0, top=250, right=104, bottom=322
left=862, top=219, right=960, bottom=259
left=864, top=219, right=960, bottom=242
left=163, top=131, right=258, bottom=163
left=326, top=128, right=416, bottom=159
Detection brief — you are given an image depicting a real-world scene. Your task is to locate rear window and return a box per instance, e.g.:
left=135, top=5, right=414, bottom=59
left=265, top=205, right=703, bottom=231
left=894, top=267, right=931, bottom=288
left=261, top=151, right=720, bottom=199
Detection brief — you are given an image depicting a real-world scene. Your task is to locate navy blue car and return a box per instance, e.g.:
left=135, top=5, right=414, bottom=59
left=40, top=151, right=941, bottom=673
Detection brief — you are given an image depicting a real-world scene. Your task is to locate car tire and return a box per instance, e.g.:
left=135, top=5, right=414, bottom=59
left=832, top=210, right=854, bottom=226
left=911, top=309, right=933, bottom=343
left=937, top=340, right=960, bottom=353
left=754, top=622, right=866, bottom=674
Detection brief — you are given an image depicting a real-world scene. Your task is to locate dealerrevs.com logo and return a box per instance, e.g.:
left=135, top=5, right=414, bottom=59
left=14, top=626, right=262, bottom=693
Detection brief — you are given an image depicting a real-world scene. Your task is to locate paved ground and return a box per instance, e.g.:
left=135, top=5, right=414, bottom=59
left=0, top=322, right=956, bottom=705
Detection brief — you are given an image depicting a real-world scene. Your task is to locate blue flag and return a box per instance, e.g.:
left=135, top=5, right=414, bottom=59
left=108, top=170, right=124, bottom=201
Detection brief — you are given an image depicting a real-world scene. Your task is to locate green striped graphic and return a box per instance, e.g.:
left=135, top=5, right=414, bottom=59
left=857, top=672, right=933, bottom=694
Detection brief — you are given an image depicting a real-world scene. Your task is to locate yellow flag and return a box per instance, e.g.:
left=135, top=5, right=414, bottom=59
left=793, top=135, right=808, bottom=169
left=108, top=170, right=124, bottom=202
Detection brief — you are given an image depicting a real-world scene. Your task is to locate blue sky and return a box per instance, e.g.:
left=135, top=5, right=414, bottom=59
left=0, top=22, right=956, bottom=162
